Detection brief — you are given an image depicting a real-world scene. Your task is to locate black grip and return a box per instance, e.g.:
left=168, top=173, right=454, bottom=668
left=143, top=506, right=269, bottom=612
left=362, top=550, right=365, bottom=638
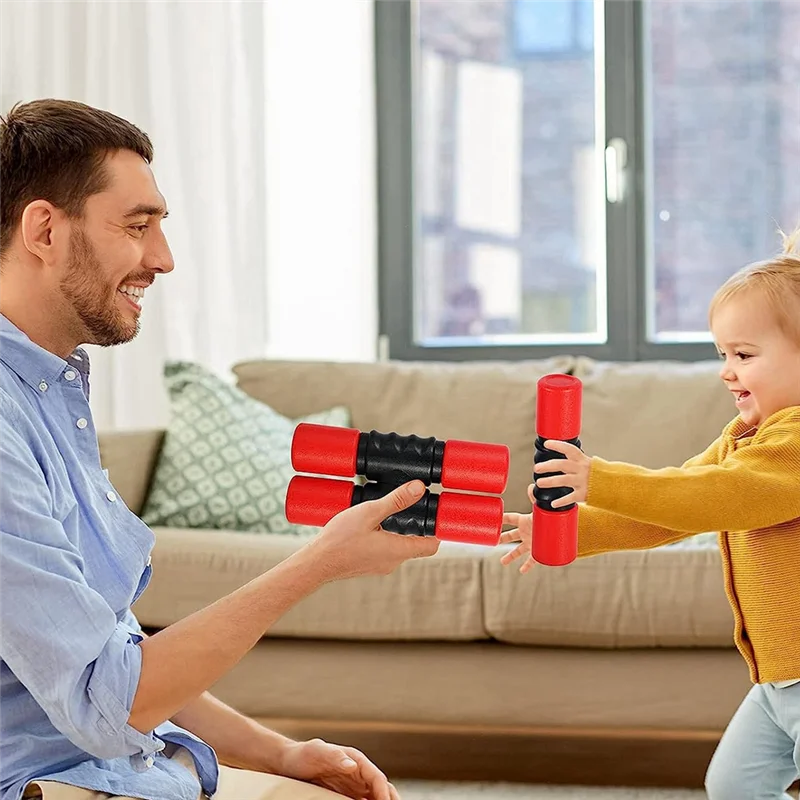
left=532, top=435, right=581, bottom=512
left=356, top=431, right=446, bottom=486
left=352, top=482, right=439, bottom=536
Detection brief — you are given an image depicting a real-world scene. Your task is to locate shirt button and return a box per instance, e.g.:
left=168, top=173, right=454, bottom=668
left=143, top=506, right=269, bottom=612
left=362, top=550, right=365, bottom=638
left=39, top=381, right=48, bottom=392
left=76, top=418, right=88, bottom=429
left=64, top=370, right=77, bottom=381
left=144, top=756, right=154, bottom=768
left=106, top=491, right=117, bottom=503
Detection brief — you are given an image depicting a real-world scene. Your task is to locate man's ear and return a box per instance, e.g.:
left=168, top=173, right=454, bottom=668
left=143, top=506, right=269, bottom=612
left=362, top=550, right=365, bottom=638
left=19, top=200, right=70, bottom=267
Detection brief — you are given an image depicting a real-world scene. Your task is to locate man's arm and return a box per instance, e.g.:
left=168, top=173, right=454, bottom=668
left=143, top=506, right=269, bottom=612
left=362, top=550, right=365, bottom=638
left=128, top=624, right=293, bottom=772
left=129, top=547, right=326, bottom=733
left=171, top=688, right=403, bottom=800
left=1, top=404, right=436, bottom=750
left=171, top=691, right=290, bottom=772
left=129, top=483, right=436, bottom=733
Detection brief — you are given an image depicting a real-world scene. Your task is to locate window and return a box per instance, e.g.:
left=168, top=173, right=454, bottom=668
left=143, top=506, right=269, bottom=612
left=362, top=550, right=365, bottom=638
left=513, top=0, right=593, bottom=57
left=375, top=0, right=800, bottom=361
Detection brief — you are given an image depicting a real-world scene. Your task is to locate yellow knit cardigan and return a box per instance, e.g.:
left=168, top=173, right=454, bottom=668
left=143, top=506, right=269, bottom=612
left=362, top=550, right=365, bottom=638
left=580, top=406, right=800, bottom=683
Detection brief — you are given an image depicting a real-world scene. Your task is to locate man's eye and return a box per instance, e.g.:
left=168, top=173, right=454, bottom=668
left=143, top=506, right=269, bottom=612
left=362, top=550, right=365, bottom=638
left=130, top=224, right=148, bottom=234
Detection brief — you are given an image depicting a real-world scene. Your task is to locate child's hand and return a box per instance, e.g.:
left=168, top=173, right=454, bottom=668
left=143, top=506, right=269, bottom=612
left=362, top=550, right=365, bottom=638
left=499, top=488, right=536, bottom=574
left=533, top=439, right=591, bottom=507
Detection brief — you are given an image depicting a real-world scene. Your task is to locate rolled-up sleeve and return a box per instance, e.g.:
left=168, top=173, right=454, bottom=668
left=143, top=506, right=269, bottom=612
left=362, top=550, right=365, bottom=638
left=0, top=414, right=161, bottom=762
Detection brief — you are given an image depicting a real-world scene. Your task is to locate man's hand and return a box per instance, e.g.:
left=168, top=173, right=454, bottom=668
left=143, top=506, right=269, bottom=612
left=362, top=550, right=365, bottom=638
left=278, top=737, right=400, bottom=800
left=300, top=480, right=440, bottom=584
left=533, top=439, right=591, bottom=507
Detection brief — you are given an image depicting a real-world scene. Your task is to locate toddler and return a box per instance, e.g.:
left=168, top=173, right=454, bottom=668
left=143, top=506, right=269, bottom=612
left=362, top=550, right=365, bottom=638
left=501, top=228, right=800, bottom=799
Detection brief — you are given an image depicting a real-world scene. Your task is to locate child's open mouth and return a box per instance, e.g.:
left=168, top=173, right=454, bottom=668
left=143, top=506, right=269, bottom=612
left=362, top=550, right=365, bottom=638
left=735, top=391, right=751, bottom=406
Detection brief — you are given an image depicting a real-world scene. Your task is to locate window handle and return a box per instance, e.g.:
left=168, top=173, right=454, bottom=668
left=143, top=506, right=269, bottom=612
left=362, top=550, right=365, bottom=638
left=605, top=137, right=628, bottom=204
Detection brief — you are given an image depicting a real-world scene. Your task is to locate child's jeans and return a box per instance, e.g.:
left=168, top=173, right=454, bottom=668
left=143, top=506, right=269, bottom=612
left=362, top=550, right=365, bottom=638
left=706, top=681, right=800, bottom=799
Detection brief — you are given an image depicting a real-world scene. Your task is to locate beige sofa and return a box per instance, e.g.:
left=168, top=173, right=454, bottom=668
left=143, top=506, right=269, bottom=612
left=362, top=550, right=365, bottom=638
left=99, top=356, right=754, bottom=788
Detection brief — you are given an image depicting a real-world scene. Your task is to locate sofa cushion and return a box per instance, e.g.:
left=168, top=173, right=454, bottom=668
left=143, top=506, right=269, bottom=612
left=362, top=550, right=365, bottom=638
left=232, top=357, right=573, bottom=513
left=484, top=538, right=734, bottom=648
left=132, top=527, right=490, bottom=641
left=140, top=361, right=349, bottom=535
left=572, top=357, right=735, bottom=467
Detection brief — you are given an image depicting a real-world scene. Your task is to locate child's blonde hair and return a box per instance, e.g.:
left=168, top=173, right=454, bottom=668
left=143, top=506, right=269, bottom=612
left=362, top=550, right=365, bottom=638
left=709, top=226, right=800, bottom=344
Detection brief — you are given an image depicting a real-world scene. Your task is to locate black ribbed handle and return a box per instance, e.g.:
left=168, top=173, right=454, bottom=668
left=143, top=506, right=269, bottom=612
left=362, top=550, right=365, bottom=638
left=352, top=482, right=439, bottom=536
left=356, top=431, right=446, bottom=486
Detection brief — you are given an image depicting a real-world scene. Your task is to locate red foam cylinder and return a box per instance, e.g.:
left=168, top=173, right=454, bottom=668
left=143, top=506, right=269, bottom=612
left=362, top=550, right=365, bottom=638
left=285, top=475, right=355, bottom=527
left=285, top=476, right=503, bottom=546
left=532, top=505, right=578, bottom=566
left=435, top=492, right=503, bottom=546
left=536, top=374, right=582, bottom=441
left=291, top=423, right=360, bottom=478
left=291, top=423, right=508, bottom=494
left=441, top=440, right=509, bottom=495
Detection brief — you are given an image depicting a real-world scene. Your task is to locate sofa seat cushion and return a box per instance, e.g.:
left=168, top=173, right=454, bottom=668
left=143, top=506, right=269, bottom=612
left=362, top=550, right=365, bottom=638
left=484, top=537, right=734, bottom=648
left=133, top=527, right=490, bottom=641
left=209, top=638, right=749, bottom=731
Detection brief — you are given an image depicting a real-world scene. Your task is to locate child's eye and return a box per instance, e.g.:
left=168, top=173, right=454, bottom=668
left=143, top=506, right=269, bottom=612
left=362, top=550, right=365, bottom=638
left=735, top=352, right=752, bottom=361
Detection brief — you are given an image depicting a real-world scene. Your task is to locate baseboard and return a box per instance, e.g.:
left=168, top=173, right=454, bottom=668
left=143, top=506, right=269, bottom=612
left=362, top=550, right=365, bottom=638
left=254, top=718, right=722, bottom=788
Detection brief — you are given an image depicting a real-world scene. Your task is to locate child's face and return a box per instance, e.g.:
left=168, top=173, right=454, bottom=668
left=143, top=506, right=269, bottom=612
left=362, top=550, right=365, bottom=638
left=711, top=292, right=800, bottom=428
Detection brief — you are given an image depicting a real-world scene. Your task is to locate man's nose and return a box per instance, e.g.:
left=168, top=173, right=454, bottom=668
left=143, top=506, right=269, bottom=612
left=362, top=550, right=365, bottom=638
left=144, top=228, right=175, bottom=275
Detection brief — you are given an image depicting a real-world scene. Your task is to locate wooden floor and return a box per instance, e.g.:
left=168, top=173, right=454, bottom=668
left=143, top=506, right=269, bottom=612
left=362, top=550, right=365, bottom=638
left=258, top=718, right=725, bottom=788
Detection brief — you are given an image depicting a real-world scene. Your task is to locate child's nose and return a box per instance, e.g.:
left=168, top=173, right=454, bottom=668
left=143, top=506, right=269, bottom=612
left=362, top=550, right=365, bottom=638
left=719, top=360, right=736, bottom=381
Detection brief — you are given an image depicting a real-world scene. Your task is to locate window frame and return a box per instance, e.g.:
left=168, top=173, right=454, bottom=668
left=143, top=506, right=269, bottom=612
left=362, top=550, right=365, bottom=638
left=375, top=0, right=718, bottom=362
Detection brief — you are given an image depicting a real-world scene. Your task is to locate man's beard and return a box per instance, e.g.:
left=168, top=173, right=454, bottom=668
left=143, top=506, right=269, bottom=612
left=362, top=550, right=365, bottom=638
left=60, top=226, right=140, bottom=347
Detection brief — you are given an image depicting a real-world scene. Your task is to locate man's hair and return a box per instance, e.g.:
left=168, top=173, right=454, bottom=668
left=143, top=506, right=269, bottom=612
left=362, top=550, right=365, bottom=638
left=0, top=98, right=153, bottom=256
left=709, top=226, right=800, bottom=345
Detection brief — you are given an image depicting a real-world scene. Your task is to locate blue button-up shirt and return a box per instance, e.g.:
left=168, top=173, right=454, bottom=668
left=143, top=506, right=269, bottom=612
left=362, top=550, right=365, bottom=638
left=0, top=315, right=219, bottom=800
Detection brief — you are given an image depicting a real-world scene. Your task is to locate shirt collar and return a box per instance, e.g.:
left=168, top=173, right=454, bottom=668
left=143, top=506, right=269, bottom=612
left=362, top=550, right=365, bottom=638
left=0, top=314, right=91, bottom=394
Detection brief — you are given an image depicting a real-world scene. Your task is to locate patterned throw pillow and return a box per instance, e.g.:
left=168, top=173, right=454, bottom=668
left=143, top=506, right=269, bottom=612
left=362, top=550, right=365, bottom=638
left=141, top=361, right=350, bottom=535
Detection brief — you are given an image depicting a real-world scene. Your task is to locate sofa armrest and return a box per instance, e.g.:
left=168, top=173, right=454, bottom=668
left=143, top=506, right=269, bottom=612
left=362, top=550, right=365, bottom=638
left=97, top=429, right=165, bottom=516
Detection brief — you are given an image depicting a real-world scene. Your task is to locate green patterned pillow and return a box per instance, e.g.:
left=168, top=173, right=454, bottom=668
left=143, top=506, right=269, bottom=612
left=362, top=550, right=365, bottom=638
left=141, top=361, right=350, bottom=535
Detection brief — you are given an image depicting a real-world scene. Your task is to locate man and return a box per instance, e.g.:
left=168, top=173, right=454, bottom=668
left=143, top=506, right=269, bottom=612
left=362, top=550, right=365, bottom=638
left=0, top=99, right=439, bottom=800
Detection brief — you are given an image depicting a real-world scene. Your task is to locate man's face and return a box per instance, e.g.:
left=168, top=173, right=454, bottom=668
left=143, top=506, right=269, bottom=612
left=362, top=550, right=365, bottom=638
left=59, top=149, right=174, bottom=347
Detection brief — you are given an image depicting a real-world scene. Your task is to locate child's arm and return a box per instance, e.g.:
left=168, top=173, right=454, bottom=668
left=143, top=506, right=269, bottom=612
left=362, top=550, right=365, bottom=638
left=500, top=432, right=724, bottom=569
left=588, top=426, right=800, bottom=532
left=577, top=430, right=725, bottom=555
left=538, top=416, right=800, bottom=534
left=502, top=492, right=706, bottom=570
left=577, top=505, right=698, bottom=556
